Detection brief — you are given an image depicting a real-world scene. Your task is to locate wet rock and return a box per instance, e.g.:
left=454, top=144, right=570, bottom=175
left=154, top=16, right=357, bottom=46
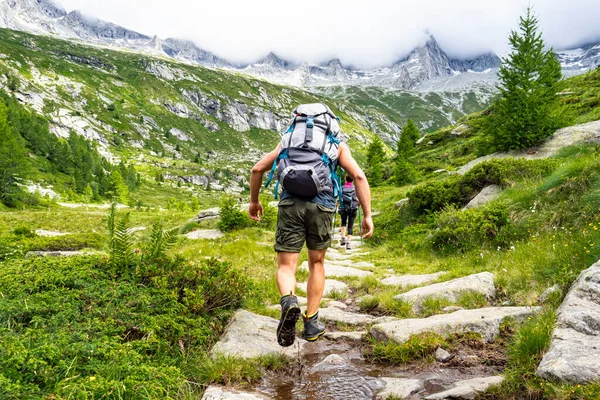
left=371, top=307, right=540, bottom=344
left=395, top=198, right=410, bottom=208
left=376, top=377, right=423, bottom=399
left=201, top=386, right=269, bottom=400
left=463, top=185, right=503, bottom=210
left=297, top=279, right=349, bottom=297
left=310, top=354, right=347, bottom=372
left=424, top=376, right=504, bottom=399
left=319, top=307, right=396, bottom=326
left=299, top=261, right=373, bottom=278
left=184, top=229, right=224, bottom=240
left=538, top=284, right=561, bottom=304
left=324, top=331, right=366, bottom=342
left=393, top=272, right=496, bottom=312
left=381, top=271, right=447, bottom=287
left=536, top=262, right=600, bottom=384
left=435, top=347, right=454, bottom=363
left=211, top=310, right=306, bottom=359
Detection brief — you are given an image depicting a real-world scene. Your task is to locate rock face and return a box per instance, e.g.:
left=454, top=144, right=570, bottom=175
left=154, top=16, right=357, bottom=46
left=394, top=272, right=496, bottom=312
left=211, top=310, right=305, bottom=359
left=463, top=185, right=503, bottom=210
left=424, top=376, right=504, bottom=400
left=381, top=272, right=447, bottom=287
left=376, top=377, right=423, bottom=399
left=201, top=386, right=269, bottom=400
left=371, top=307, right=540, bottom=344
left=536, top=262, right=600, bottom=384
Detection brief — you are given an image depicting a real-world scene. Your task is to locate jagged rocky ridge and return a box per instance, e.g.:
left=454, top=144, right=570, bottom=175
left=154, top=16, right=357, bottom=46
left=1, top=0, right=598, bottom=90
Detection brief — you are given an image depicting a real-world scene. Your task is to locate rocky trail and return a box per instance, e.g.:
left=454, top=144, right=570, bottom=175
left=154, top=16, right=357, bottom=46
left=202, top=237, right=557, bottom=400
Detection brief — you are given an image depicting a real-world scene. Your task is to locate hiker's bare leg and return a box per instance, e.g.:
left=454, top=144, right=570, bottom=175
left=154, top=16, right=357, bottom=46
left=340, top=226, right=347, bottom=238
left=277, top=252, right=299, bottom=296
left=306, top=248, right=327, bottom=316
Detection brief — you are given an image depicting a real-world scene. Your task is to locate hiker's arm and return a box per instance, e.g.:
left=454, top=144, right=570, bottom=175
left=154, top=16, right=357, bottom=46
left=338, top=143, right=374, bottom=238
left=249, top=144, right=281, bottom=221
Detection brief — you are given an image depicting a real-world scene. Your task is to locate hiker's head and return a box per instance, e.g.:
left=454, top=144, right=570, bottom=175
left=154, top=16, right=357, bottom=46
left=346, top=175, right=354, bottom=183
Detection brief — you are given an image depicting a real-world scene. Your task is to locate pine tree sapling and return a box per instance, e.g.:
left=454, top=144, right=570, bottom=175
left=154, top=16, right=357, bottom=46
left=490, top=7, right=565, bottom=151
left=367, top=136, right=386, bottom=187
left=394, top=119, right=420, bottom=186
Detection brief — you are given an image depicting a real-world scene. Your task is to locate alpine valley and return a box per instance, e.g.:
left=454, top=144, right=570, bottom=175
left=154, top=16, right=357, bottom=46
left=0, top=0, right=599, bottom=200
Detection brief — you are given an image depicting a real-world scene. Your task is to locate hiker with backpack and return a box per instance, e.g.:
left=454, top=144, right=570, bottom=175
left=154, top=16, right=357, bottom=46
left=340, top=175, right=359, bottom=250
left=248, top=103, right=374, bottom=347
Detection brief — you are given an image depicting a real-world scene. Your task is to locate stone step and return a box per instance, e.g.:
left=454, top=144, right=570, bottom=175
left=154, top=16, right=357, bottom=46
left=319, top=306, right=396, bottom=326
left=299, top=261, right=373, bottom=278
left=201, top=386, right=269, bottom=400
left=370, top=306, right=540, bottom=344
left=536, top=261, right=600, bottom=384
left=297, top=279, right=349, bottom=297
left=424, top=376, right=504, bottom=399
left=211, top=309, right=306, bottom=359
left=380, top=271, right=447, bottom=287
left=324, top=331, right=367, bottom=342
left=393, top=272, right=496, bottom=312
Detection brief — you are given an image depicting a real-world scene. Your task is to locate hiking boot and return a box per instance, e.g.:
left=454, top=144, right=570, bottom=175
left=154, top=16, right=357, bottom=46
left=340, top=237, right=346, bottom=246
left=302, top=311, right=326, bottom=341
left=276, top=294, right=301, bottom=347
left=346, top=241, right=352, bottom=250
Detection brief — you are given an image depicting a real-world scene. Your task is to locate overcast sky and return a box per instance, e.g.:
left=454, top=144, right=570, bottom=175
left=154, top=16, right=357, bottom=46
left=55, top=0, right=600, bottom=69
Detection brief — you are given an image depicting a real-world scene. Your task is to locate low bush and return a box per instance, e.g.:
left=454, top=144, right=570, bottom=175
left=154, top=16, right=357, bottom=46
left=218, top=196, right=249, bottom=232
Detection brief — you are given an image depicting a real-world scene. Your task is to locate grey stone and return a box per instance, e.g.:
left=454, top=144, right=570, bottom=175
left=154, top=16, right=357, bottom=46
left=416, top=136, right=426, bottom=145
left=376, top=377, right=423, bottom=399
left=196, top=207, right=220, bottom=221
left=435, top=347, right=454, bottom=362
left=297, top=279, right=348, bottom=297
left=25, top=251, right=88, bottom=258
left=441, top=306, right=464, bottom=313
left=326, top=301, right=348, bottom=310
left=184, top=229, right=224, bottom=240
left=433, top=169, right=449, bottom=174
left=201, top=386, right=269, bottom=400
left=381, top=271, right=447, bottom=287
left=539, top=284, right=561, bottom=304
left=424, top=376, right=504, bottom=399
left=35, top=229, right=69, bottom=237
left=319, top=307, right=396, bottom=326
left=371, top=307, right=540, bottom=344
left=211, top=310, right=305, bottom=359
left=395, top=198, right=410, bottom=208
left=393, top=272, right=496, bottom=312
left=451, top=124, right=470, bottom=136
left=299, top=261, right=373, bottom=278
left=310, top=354, right=347, bottom=372
left=324, top=331, right=367, bottom=342
left=537, top=262, right=600, bottom=384
left=463, top=185, right=503, bottom=210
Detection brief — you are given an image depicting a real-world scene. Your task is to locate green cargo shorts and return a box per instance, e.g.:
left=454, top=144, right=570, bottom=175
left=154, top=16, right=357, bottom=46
left=274, top=198, right=335, bottom=253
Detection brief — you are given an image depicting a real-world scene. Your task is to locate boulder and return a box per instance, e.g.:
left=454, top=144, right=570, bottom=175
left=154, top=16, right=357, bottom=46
left=376, top=378, right=423, bottom=399
left=299, top=261, right=373, bottom=278
left=319, top=306, right=396, bottom=326
left=184, top=229, right=224, bottom=240
left=201, top=386, right=269, bottom=400
left=371, top=307, right=540, bottom=344
left=451, top=124, right=470, bottom=136
left=424, top=376, right=504, bottom=399
left=297, top=279, right=348, bottom=297
left=211, top=310, right=305, bottom=359
left=196, top=207, right=220, bottom=221
left=381, top=271, right=447, bottom=288
left=435, top=347, right=454, bottom=363
left=393, top=272, right=496, bottom=312
left=536, top=262, right=600, bottom=384
left=463, top=185, right=503, bottom=210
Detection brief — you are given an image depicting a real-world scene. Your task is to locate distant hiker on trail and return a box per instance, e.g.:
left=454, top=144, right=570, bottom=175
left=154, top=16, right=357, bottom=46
left=248, top=103, right=374, bottom=347
left=340, top=175, right=360, bottom=250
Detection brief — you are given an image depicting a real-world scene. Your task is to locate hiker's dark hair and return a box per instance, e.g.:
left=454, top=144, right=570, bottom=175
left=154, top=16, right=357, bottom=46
left=346, top=175, right=354, bottom=183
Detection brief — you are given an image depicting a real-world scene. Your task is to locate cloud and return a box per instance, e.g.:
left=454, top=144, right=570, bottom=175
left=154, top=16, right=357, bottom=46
left=55, top=0, right=600, bottom=69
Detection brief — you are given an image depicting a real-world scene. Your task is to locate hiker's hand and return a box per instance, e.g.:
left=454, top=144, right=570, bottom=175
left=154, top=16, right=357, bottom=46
left=361, top=216, right=374, bottom=239
left=249, top=201, right=264, bottom=221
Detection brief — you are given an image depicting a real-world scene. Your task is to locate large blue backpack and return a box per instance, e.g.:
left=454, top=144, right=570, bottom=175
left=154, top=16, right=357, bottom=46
left=265, top=103, right=344, bottom=206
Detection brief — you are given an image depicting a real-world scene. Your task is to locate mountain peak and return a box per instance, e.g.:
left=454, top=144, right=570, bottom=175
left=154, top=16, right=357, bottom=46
left=257, top=52, right=293, bottom=69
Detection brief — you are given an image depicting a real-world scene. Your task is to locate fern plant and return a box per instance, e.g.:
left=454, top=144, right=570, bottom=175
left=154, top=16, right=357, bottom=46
left=107, top=203, right=135, bottom=273
left=145, top=221, right=178, bottom=262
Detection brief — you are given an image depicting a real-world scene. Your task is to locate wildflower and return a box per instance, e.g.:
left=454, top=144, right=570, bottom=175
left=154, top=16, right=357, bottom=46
left=510, top=246, right=515, bottom=251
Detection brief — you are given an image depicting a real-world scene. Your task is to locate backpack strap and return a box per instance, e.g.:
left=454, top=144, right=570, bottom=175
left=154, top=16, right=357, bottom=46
left=320, top=114, right=332, bottom=153
left=304, top=115, right=315, bottom=144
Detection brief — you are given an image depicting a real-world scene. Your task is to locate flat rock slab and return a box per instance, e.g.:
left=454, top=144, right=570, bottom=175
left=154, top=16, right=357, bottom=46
left=324, top=331, right=367, bottom=342
left=319, top=307, right=396, bottom=326
left=425, top=376, right=504, bottom=399
left=371, top=307, right=540, bottom=344
left=25, top=251, right=94, bottom=258
left=299, top=261, right=373, bottom=278
left=537, top=261, right=600, bottom=384
left=35, top=229, right=70, bottom=237
left=463, top=185, right=503, bottom=210
left=376, top=378, right=423, bottom=399
left=381, top=271, right=447, bottom=287
left=394, top=272, right=496, bottom=312
left=201, top=386, right=269, bottom=400
left=184, top=229, right=224, bottom=240
left=297, top=279, right=349, bottom=296
left=326, top=252, right=357, bottom=261
left=211, top=309, right=305, bottom=359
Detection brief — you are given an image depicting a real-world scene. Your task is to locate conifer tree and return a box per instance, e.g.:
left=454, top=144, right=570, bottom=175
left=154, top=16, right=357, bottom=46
left=366, top=136, right=386, bottom=187
left=489, top=7, right=565, bottom=151
left=394, top=119, right=419, bottom=186
left=0, top=102, right=28, bottom=207
left=108, top=170, right=129, bottom=204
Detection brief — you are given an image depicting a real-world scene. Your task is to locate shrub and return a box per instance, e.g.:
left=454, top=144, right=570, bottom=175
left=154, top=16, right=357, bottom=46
left=218, top=196, right=249, bottom=232
left=12, top=226, right=37, bottom=238
left=431, top=203, right=510, bottom=252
